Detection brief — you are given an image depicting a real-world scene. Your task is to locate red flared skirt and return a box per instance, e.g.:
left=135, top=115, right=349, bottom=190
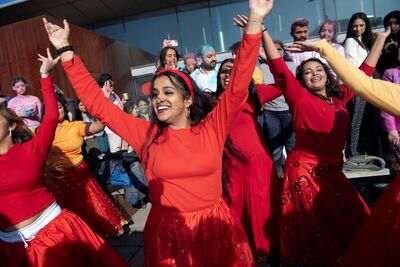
left=280, top=150, right=370, bottom=267
left=0, top=209, right=128, bottom=267
left=144, top=198, right=255, bottom=267
left=47, top=161, right=126, bottom=236
left=228, top=152, right=281, bottom=258
left=338, top=173, right=400, bottom=267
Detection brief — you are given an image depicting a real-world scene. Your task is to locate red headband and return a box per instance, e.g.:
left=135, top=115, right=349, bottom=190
left=156, top=69, right=195, bottom=103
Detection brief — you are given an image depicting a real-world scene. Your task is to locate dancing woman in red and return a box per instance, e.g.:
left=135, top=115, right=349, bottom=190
left=0, top=50, right=128, bottom=267
left=43, top=0, right=273, bottom=266
left=45, top=94, right=127, bottom=237
left=215, top=58, right=282, bottom=263
left=236, top=12, right=380, bottom=266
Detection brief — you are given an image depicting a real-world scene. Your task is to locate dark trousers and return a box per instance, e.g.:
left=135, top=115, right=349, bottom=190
left=262, top=109, right=295, bottom=167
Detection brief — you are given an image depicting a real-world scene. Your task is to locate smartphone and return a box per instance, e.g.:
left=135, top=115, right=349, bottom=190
left=168, top=40, right=179, bottom=47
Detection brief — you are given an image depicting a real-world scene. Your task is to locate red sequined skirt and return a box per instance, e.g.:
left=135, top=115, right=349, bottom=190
left=338, top=173, right=400, bottom=267
left=47, top=161, right=126, bottom=236
left=280, top=150, right=370, bottom=266
left=144, top=198, right=255, bottom=267
left=0, top=209, right=128, bottom=267
left=228, top=152, right=281, bottom=258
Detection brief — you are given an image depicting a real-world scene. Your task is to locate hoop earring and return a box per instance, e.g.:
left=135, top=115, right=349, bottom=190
left=9, top=128, right=12, bottom=137
left=185, top=106, right=191, bottom=118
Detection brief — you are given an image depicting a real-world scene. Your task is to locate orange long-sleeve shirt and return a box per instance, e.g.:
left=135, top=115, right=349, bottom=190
left=62, top=33, right=261, bottom=212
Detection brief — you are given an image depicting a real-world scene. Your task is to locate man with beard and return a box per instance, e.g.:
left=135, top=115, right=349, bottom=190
left=190, top=44, right=220, bottom=94
left=290, top=18, right=322, bottom=66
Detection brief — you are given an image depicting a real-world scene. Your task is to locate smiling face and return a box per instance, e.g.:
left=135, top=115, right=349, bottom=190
left=13, top=81, right=27, bottom=96
left=151, top=75, right=192, bottom=129
left=164, top=48, right=178, bottom=69
left=320, top=22, right=335, bottom=42
left=301, top=60, right=328, bottom=95
left=219, top=61, right=234, bottom=90
left=352, top=18, right=366, bottom=37
left=138, top=100, right=149, bottom=114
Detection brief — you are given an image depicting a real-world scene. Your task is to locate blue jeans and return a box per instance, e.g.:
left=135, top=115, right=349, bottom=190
left=263, top=110, right=295, bottom=167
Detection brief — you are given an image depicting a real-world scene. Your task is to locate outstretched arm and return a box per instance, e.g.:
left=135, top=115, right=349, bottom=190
left=42, top=18, right=149, bottom=152
left=32, top=48, right=59, bottom=157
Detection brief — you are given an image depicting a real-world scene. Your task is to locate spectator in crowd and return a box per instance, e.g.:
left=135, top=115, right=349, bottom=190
left=377, top=10, right=400, bottom=75
left=319, top=19, right=345, bottom=56
left=343, top=12, right=378, bottom=158
left=42, top=0, right=270, bottom=263
left=261, top=40, right=296, bottom=177
left=97, top=73, right=124, bottom=153
left=289, top=17, right=321, bottom=65
left=183, top=53, right=198, bottom=74
left=135, top=96, right=150, bottom=121
left=159, top=42, right=180, bottom=70
left=0, top=95, right=10, bottom=108
left=7, top=76, right=42, bottom=133
left=191, top=44, right=220, bottom=94
left=0, top=48, right=128, bottom=267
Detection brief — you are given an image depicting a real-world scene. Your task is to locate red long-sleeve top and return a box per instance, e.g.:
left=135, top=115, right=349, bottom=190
left=62, top=33, right=261, bottom=212
left=268, top=57, right=374, bottom=158
left=228, top=85, right=281, bottom=156
left=0, top=77, right=58, bottom=228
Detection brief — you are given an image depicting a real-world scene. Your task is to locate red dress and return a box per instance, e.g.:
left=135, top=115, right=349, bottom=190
left=338, top=172, right=400, bottom=267
left=227, top=85, right=282, bottom=259
left=0, top=77, right=128, bottom=267
left=62, top=32, right=261, bottom=266
left=46, top=120, right=126, bottom=237
left=268, top=57, right=373, bottom=266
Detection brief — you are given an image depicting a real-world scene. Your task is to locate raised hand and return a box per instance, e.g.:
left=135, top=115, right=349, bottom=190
left=38, top=48, right=61, bottom=74
left=286, top=40, right=319, bottom=53
left=43, top=17, right=70, bottom=49
left=249, top=0, right=274, bottom=19
left=375, top=26, right=391, bottom=41
left=233, top=14, right=249, bottom=28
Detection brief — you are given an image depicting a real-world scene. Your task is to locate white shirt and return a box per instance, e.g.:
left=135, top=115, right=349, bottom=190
left=190, top=64, right=220, bottom=93
left=343, top=37, right=368, bottom=67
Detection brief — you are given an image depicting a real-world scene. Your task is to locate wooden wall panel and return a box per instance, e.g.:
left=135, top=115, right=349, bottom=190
left=0, top=15, right=148, bottom=102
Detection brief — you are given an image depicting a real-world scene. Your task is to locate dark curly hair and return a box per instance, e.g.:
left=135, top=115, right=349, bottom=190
left=296, top=58, right=344, bottom=100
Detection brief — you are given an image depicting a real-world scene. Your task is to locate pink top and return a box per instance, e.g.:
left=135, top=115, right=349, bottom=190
left=381, top=67, right=400, bottom=132
left=0, top=78, right=57, bottom=228
left=7, top=95, right=42, bottom=129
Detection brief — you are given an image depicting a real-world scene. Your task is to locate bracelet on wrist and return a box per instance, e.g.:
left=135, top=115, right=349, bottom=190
left=262, top=27, right=268, bottom=33
left=40, top=71, right=49, bottom=75
left=56, top=45, right=74, bottom=55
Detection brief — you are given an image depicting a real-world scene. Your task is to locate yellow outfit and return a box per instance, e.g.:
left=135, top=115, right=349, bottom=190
left=47, top=120, right=86, bottom=170
left=316, top=39, right=400, bottom=116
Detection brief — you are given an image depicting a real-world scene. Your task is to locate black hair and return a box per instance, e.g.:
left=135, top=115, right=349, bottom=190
left=273, top=40, right=294, bottom=62
left=97, top=73, right=112, bottom=88
left=135, top=95, right=149, bottom=107
left=11, top=76, right=28, bottom=87
left=229, top=41, right=241, bottom=56
left=55, top=90, right=68, bottom=120
left=0, top=106, right=33, bottom=144
left=159, top=47, right=180, bottom=69
left=345, top=12, right=374, bottom=50
left=296, top=58, right=343, bottom=100
left=141, top=71, right=210, bottom=165
left=290, top=18, right=309, bottom=36
left=123, top=100, right=136, bottom=114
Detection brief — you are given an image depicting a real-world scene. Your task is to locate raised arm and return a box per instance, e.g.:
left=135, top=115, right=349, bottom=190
left=207, top=0, right=272, bottom=147
left=256, top=84, right=282, bottom=104
left=287, top=29, right=400, bottom=116
left=42, top=18, right=149, bottom=152
left=31, top=48, right=59, bottom=157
